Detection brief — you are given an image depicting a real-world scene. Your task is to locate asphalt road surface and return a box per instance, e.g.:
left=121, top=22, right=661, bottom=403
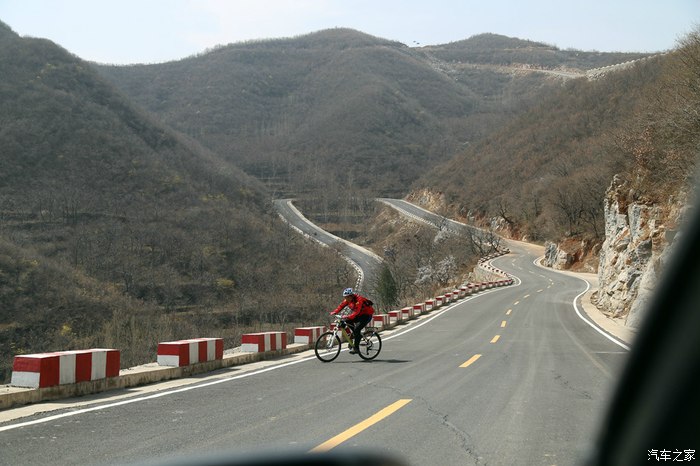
left=273, top=199, right=383, bottom=292
left=378, top=198, right=484, bottom=233
left=0, top=237, right=629, bottom=466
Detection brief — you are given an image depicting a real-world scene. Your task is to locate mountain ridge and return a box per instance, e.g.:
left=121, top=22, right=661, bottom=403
left=95, top=28, right=650, bottom=199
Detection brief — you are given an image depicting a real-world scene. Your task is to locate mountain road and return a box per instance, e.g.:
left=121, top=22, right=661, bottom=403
left=0, top=219, right=630, bottom=465
left=273, top=199, right=383, bottom=292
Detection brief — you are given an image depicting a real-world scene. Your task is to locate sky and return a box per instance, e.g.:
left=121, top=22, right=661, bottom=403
left=1, top=0, right=698, bottom=65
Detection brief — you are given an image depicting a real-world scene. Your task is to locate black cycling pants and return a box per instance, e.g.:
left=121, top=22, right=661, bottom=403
left=350, top=314, right=372, bottom=348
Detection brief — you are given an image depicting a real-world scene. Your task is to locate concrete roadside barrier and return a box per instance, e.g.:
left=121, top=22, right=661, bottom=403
left=157, top=338, right=223, bottom=367
left=11, top=349, right=120, bottom=389
left=241, top=332, right=287, bottom=353
left=388, top=310, right=401, bottom=325
left=413, top=303, right=425, bottom=316
left=372, top=314, right=389, bottom=330
left=294, top=327, right=325, bottom=345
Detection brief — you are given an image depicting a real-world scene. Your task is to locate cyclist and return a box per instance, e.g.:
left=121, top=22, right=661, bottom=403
left=331, top=288, right=375, bottom=354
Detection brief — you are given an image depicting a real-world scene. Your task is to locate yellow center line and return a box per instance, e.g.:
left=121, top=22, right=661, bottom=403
left=459, top=354, right=482, bottom=368
left=506, top=309, right=512, bottom=315
left=523, top=294, right=530, bottom=299
left=537, top=289, right=543, bottom=293
left=501, top=320, right=507, bottom=328
left=309, top=399, right=412, bottom=453
left=490, top=335, right=501, bottom=343
left=513, top=301, right=520, bottom=306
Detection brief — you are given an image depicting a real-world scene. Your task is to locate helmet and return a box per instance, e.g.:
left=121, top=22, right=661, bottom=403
left=342, top=288, right=354, bottom=297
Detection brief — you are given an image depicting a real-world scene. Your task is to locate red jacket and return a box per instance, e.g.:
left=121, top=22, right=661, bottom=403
left=331, top=295, right=375, bottom=321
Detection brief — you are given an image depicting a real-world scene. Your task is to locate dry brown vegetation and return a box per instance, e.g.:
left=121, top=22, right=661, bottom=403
left=0, top=22, right=351, bottom=382
left=1, top=19, right=696, bottom=384
left=415, top=32, right=700, bottom=245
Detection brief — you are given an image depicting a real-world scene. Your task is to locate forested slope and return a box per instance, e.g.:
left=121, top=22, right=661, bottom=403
left=96, top=29, right=648, bottom=201
left=0, top=21, right=350, bottom=382
left=411, top=30, right=700, bottom=302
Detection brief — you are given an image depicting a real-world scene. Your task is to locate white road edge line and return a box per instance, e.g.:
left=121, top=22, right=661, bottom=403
left=572, top=280, right=631, bottom=351
left=532, top=257, right=630, bottom=351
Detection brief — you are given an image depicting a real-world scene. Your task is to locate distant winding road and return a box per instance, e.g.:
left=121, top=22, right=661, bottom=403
left=272, top=199, right=383, bottom=292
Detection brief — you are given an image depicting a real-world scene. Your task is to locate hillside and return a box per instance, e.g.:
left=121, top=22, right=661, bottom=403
left=0, top=22, right=350, bottom=382
left=95, top=29, right=475, bottom=198
left=95, top=30, right=648, bottom=201
left=410, top=55, right=666, bottom=242
left=411, top=32, right=699, bottom=280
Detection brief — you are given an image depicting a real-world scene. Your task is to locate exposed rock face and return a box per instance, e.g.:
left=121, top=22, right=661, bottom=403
left=596, top=175, right=683, bottom=329
left=541, top=239, right=599, bottom=273
left=543, top=242, right=574, bottom=269
left=407, top=189, right=446, bottom=213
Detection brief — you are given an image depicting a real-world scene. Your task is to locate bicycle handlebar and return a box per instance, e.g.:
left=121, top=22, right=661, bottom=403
left=330, top=311, right=355, bottom=331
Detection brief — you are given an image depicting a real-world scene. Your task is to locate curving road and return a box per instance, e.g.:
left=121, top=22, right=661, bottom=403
left=0, top=208, right=630, bottom=466
left=378, top=198, right=466, bottom=232
left=378, top=198, right=500, bottom=248
left=273, top=199, right=383, bottom=292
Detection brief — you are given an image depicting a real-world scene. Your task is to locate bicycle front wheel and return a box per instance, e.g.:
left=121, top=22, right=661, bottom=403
left=357, top=331, right=382, bottom=360
left=314, top=331, right=342, bottom=362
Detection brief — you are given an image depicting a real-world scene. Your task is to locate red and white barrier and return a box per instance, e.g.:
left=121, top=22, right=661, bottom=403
left=401, top=307, right=413, bottom=321
left=425, top=299, right=434, bottom=311
left=11, top=349, right=120, bottom=389
left=413, top=303, right=425, bottom=315
left=373, top=314, right=389, bottom=330
left=388, top=310, right=401, bottom=324
left=241, top=332, right=287, bottom=353
left=157, top=338, right=223, bottom=367
left=294, top=327, right=325, bottom=345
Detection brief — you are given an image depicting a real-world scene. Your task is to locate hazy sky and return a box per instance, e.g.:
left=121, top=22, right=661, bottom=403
left=1, top=0, right=698, bottom=64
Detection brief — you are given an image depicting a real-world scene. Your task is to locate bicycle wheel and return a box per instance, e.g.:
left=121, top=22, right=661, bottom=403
left=357, top=331, right=382, bottom=360
left=314, top=331, right=342, bottom=362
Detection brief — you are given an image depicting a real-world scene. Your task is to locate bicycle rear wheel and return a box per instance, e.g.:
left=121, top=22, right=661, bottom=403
left=314, top=331, right=341, bottom=362
left=357, top=331, right=382, bottom=360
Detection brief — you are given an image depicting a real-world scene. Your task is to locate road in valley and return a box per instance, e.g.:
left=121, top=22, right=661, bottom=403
left=0, top=201, right=630, bottom=466
left=377, top=198, right=499, bottom=246
left=273, top=199, right=383, bottom=292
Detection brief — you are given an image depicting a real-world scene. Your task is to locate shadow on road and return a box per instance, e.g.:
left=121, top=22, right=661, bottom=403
left=342, top=359, right=411, bottom=364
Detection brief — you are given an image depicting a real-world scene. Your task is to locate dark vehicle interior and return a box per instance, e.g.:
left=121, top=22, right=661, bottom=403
left=584, top=192, right=700, bottom=465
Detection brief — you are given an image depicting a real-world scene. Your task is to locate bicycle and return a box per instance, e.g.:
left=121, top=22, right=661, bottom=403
left=314, top=311, right=382, bottom=362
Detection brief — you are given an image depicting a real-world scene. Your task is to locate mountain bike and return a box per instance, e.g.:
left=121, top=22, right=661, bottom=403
left=314, top=312, right=382, bottom=362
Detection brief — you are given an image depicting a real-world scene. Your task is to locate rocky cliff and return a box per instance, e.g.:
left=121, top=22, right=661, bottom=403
left=594, top=175, right=687, bottom=329
left=412, top=180, right=688, bottom=331
left=542, top=175, right=688, bottom=329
